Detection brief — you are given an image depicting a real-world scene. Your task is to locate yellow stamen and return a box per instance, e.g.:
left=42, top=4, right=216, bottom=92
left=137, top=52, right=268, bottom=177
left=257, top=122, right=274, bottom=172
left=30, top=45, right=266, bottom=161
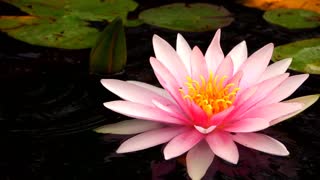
left=179, top=72, right=240, bottom=117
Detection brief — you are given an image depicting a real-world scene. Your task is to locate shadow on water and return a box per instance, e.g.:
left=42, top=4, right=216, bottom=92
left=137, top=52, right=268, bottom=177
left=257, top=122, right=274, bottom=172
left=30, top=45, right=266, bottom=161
left=0, top=0, right=319, bottom=179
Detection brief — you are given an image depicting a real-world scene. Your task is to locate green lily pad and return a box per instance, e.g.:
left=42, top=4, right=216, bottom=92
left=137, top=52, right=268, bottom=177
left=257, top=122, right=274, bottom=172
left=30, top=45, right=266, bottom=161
left=0, top=15, right=99, bottom=49
left=0, top=16, right=44, bottom=29
left=272, top=38, right=320, bottom=74
left=263, top=9, right=320, bottom=29
left=3, top=0, right=138, bottom=22
left=0, top=0, right=138, bottom=49
left=139, top=3, right=233, bottom=32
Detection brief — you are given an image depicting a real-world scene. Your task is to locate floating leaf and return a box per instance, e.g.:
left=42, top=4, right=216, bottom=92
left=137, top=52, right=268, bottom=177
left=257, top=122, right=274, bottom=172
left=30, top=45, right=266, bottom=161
left=3, top=0, right=138, bottom=23
left=90, top=18, right=127, bottom=75
left=0, top=15, right=99, bottom=49
left=0, top=16, right=44, bottom=29
left=263, top=9, right=320, bottom=29
left=139, top=3, right=233, bottom=32
left=240, top=0, right=320, bottom=13
left=272, top=38, right=320, bottom=74
left=0, top=0, right=138, bottom=49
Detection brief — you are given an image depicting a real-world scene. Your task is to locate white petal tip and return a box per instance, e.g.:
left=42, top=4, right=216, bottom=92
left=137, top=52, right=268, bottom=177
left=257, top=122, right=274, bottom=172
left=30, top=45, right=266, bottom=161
left=278, top=145, right=290, bottom=156
left=116, top=149, right=125, bottom=154
left=213, top=29, right=221, bottom=39
left=152, top=34, right=162, bottom=43
left=164, top=153, right=172, bottom=160
left=302, top=73, right=310, bottom=79
left=283, top=57, right=293, bottom=63
left=100, top=79, right=110, bottom=87
left=225, top=156, right=239, bottom=164
left=284, top=151, right=290, bottom=156
left=116, top=145, right=131, bottom=154
left=163, top=150, right=176, bottom=160
left=277, top=149, right=290, bottom=156
left=194, top=125, right=216, bottom=134
left=103, top=102, right=111, bottom=108
left=268, top=43, right=274, bottom=48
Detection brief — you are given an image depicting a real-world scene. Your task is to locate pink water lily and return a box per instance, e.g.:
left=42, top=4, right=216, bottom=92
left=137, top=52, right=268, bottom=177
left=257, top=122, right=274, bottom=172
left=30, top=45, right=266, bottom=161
left=96, top=29, right=318, bottom=180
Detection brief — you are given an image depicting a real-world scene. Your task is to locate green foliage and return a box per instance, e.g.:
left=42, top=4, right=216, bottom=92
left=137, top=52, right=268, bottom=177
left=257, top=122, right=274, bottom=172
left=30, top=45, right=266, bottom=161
left=272, top=38, right=320, bottom=74
left=0, top=0, right=137, bottom=49
left=0, top=15, right=99, bottom=49
left=139, top=3, right=233, bottom=32
left=90, top=18, right=127, bottom=75
left=263, top=9, right=320, bottom=29
left=3, top=0, right=138, bottom=22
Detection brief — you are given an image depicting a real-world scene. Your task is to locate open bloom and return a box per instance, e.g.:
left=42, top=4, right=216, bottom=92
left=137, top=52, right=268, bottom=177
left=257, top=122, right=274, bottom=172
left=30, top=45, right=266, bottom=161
left=96, top=29, right=318, bottom=180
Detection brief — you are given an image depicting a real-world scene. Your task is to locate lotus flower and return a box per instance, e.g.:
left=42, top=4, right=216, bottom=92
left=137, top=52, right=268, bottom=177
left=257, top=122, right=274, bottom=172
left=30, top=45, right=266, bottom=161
left=96, top=29, right=318, bottom=180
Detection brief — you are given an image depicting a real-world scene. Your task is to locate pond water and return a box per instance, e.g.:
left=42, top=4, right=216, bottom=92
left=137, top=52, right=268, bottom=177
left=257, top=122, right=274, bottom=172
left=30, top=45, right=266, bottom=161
left=0, top=0, right=319, bottom=179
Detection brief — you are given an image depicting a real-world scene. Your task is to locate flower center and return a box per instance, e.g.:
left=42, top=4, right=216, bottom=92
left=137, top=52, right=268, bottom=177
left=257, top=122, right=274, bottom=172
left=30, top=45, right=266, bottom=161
left=180, top=72, right=239, bottom=117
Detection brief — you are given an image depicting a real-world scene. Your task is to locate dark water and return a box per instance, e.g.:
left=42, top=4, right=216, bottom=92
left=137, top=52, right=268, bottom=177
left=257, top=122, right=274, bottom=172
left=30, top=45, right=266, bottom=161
left=0, top=0, right=319, bottom=179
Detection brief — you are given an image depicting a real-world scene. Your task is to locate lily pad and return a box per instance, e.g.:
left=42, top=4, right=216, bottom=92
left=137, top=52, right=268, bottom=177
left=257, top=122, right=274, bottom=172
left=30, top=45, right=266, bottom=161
left=139, top=3, right=233, bottom=32
left=0, top=15, right=99, bottom=49
left=263, top=9, right=320, bottom=29
left=0, top=16, right=44, bottom=29
left=3, top=0, right=138, bottom=22
left=272, top=38, right=320, bottom=74
left=0, top=0, right=138, bottom=49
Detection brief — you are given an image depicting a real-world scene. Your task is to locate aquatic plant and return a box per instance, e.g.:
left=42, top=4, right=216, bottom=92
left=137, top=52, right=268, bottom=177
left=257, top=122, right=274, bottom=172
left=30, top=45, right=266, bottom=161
left=96, top=29, right=318, bottom=180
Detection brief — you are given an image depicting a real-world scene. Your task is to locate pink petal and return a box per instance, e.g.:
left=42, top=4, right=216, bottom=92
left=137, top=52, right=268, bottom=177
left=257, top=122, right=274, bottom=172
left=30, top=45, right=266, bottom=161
left=231, top=73, right=289, bottom=119
left=190, top=46, right=209, bottom=81
left=209, top=106, right=235, bottom=126
left=258, top=58, right=292, bottom=82
left=206, top=131, right=239, bottom=164
left=101, top=79, right=164, bottom=106
left=151, top=99, right=191, bottom=125
left=189, top=101, right=209, bottom=127
left=232, top=133, right=289, bottom=156
left=95, top=119, right=164, bottom=134
left=223, top=118, right=270, bottom=133
left=241, top=102, right=303, bottom=122
left=150, top=57, right=192, bottom=119
left=250, top=72, right=289, bottom=103
left=205, top=29, right=225, bottom=74
left=256, top=74, right=309, bottom=106
left=127, top=80, right=173, bottom=101
left=226, top=41, right=248, bottom=74
left=152, top=35, right=188, bottom=85
left=214, top=56, right=234, bottom=81
left=104, top=101, right=186, bottom=125
left=239, top=43, right=274, bottom=88
left=227, top=70, right=243, bottom=88
left=234, top=85, right=257, bottom=106
left=164, top=128, right=204, bottom=160
left=186, top=141, right=214, bottom=180
left=176, top=33, right=192, bottom=74
left=270, top=94, right=319, bottom=125
left=117, top=126, right=187, bottom=153
left=150, top=58, right=184, bottom=101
